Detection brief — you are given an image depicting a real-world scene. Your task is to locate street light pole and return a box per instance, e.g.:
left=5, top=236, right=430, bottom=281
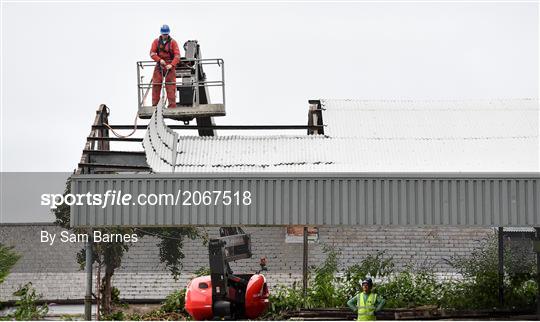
left=84, top=232, right=93, bottom=321
left=303, top=226, right=308, bottom=298
left=535, top=227, right=540, bottom=319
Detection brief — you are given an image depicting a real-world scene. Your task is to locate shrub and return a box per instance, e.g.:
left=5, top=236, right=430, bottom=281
left=101, top=310, right=125, bottom=320
left=266, top=235, right=538, bottom=317
left=102, top=289, right=188, bottom=321
left=307, top=247, right=344, bottom=308
left=377, top=268, right=442, bottom=308
left=446, top=234, right=538, bottom=310
left=337, top=250, right=394, bottom=301
left=161, top=289, right=186, bottom=313
left=268, top=247, right=355, bottom=317
left=267, top=282, right=306, bottom=318
left=5, top=283, right=48, bottom=320
left=193, top=266, right=210, bottom=277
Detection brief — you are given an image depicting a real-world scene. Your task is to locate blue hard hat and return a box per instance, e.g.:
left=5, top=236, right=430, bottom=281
left=160, top=24, right=170, bottom=35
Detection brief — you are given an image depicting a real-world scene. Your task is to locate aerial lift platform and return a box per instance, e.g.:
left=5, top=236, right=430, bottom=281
left=137, top=40, right=225, bottom=128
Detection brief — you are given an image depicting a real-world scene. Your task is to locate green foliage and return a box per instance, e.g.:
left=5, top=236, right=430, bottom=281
left=267, top=247, right=353, bottom=318
left=101, top=310, right=125, bottom=321
left=446, top=237, right=500, bottom=309
left=111, top=286, right=123, bottom=306
left=146, top=227, right=200, bottom=280
left=194, top=266, right=211, bottom=277
left=102, top=290, right=188, bottom=321
left=307, top=246, right=342, bottom=308
left=53, top=178, right=72, bottom=229
left=337, top=250, right=394, bottom=301
left=377, top=268, right=441, bottom=308
left=0, top=244, right=21, bottom=285
left=266, top=283, right=306, bottom=319
left=5, top=283, right=48, bottom=320
left=123, top=310, right=186, bottom=321
left=511, top=279, right=538, bottom=309
left=60, top=314, right=81, bottom=321
left=161, top=289, right=187, bottom=314
left=445, top=234, right=538, bottom=310
left=266, top=236, right=538, bottom=317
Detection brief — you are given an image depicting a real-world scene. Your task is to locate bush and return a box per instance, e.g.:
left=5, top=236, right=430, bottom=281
left=377, top=268, right=442, bottom=308
left=193, top=266, right=210, bottom=277
left=337, top=250, right=394, bottom=301
left=101, top=311, right=125, bottom=321
left=307, top=247, right=344, bottom=308
left=4, top=282, right=48, bottom=320
left=267, top=247, right=392, bottom=318
left=111, top=286, right=122, bottom=305
left=267, top=283, right=306, bottom=318
left=268, top=247, right=349, bottom=312
left=266, top=235, right=538, bottom=317
left=266, top=248, right=344, bottom=318
left=446, top=234, right=538, bottom=310
left=161, top=289, right=186, bottom=313
left=102, top=289, right=188, bottom=321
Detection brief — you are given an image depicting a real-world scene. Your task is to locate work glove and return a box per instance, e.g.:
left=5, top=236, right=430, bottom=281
left=160, top=59, right=166, bottom=66
left=165, top=64, right=173, bottom=70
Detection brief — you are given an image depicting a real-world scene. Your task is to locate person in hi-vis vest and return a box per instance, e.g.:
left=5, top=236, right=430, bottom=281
left=347, top=278, right=385, bottom=321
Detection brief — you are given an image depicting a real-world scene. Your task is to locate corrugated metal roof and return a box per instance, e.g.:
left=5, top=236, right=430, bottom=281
left=172, top=135, right=536, bottom=172
left=322, top=99, right=538, bottom=139
left=166, top=99, right=538, bottom=173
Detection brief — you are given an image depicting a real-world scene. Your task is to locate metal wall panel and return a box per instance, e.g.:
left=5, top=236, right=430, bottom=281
left=70, top=173, right=540, bottom=227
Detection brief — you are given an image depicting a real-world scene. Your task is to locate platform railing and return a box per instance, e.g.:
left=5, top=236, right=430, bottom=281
left=136, top=58, right=225, bottom=109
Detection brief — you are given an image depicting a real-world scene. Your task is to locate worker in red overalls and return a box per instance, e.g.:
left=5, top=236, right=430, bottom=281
left=149, top=24, right=181, bottom=108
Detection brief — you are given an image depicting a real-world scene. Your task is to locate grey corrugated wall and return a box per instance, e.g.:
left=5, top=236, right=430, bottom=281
left=70, top=173, right=540, bottom=227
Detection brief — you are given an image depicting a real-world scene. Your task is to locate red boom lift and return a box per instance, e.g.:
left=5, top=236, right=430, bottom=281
left=185, top=227, right=270, bottom=319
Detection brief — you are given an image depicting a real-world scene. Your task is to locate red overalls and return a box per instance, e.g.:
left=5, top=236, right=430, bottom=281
left=149, top=36, right=181, bottom=107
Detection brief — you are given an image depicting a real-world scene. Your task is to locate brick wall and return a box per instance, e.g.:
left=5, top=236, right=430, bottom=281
left=0, top=224, right=495, bottom=301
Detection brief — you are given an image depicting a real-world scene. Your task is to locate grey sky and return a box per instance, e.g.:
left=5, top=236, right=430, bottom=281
left=1, top=2, right=538, bottom=172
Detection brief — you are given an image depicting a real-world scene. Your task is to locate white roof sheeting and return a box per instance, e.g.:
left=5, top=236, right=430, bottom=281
left=322, top=99, right=538, bottom=139
left=166, top=99, right=539, bottom=173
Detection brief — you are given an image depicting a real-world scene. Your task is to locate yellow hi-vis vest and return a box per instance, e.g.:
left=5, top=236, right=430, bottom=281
left=357, top=292, right=377, bottom=321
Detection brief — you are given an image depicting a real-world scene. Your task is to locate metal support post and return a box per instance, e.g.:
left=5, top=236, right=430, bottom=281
left=498, top=227, right=504, bottom=307
left=221, top=59, right=226, bottom=108
left=536, top=227, right=540, bottom=319
left=136, top=62, right=142, bottom=108
left=84, top=232, right=93, bottom=321
left=302, top=226, right=308, bottom=298
left=194, top=61, right=200, bottom=107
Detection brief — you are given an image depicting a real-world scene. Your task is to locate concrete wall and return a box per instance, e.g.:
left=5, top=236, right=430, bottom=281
left=0, top=223, right=495, bottom=301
